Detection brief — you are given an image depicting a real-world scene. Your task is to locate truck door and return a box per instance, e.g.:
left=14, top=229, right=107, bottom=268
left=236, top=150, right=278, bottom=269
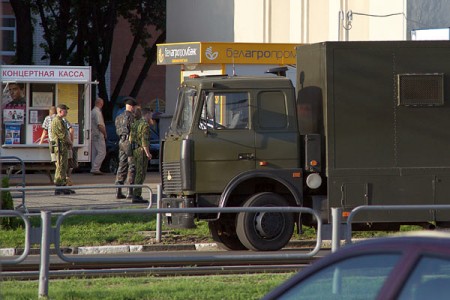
left=254, top=90, right=300, bottom=169
left=193, top=91, right=255, bottom=193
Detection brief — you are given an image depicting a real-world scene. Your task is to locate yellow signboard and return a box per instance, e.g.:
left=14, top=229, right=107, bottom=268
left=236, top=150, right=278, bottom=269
left=157, top=42, right=299, bottom=65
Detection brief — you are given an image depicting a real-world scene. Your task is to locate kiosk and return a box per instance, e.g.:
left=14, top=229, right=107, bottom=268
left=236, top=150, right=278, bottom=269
left=1, top=65, right=93, bottom=167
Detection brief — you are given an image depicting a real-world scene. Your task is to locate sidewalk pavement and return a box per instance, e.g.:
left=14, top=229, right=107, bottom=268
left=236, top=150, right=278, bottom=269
left=8, top=171, right=161, bottom=213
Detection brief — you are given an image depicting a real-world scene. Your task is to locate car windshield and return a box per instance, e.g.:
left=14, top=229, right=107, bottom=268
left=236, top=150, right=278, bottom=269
left=169, top=86, right=197, bottom=134
left=397, top=255, right=450, bottom=300
left=278, top=253, right=401, bottom=300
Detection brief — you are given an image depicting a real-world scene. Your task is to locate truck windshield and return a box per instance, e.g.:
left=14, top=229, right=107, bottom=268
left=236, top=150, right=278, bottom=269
left=170, top=87, right=197, bottom=134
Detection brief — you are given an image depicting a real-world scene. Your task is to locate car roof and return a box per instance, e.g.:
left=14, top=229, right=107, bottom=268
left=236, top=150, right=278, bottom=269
left=263, top=232, right=450, bottom=300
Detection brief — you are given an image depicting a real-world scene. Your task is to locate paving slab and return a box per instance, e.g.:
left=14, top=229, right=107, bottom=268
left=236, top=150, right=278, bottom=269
left=6, top=171, right=161, bottom=213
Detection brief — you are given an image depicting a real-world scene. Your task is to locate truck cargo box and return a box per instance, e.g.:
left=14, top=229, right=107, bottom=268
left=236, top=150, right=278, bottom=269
left=297, top=41, right=450, bottom=223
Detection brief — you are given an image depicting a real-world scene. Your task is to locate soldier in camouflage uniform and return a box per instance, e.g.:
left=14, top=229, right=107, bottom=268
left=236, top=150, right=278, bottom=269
left=114, top=97, right=140, bottom=201
left=51, top=104, right=74, bottom=195
left=129, top=106, right=153, bottom=203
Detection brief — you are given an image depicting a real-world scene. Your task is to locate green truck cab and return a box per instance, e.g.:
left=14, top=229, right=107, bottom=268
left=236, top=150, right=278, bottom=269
left=161, top=41, right=450, bottom=251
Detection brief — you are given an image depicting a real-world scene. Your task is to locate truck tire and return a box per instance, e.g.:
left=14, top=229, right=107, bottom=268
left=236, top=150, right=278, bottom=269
left=236, top=192, right=294, bottom=251
left=208, top=217, right=247, bottom=251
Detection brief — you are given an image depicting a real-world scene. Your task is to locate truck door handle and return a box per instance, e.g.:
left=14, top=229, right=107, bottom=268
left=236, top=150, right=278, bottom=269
left=238, top=153, right=254, bottom=160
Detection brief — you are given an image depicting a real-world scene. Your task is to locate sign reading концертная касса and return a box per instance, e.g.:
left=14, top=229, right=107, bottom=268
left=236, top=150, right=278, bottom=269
left=1, top=65, right=91, bottom=83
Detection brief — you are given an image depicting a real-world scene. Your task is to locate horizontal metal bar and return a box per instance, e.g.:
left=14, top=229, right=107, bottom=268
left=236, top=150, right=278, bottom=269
left=346, top=204, right=450, bottom=243
left=54, top=207, right=322, bottom=264
left=1, top=264, right=302, bottom=279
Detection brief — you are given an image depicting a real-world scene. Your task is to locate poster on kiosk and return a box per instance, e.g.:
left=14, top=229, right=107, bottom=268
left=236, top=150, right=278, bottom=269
left=1, top=65, right=93, bottom=166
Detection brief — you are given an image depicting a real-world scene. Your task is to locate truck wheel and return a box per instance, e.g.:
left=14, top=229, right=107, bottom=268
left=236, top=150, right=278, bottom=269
left=208, top=217, right=247, bottom=251
left=236, top=192, right=294, bottom=251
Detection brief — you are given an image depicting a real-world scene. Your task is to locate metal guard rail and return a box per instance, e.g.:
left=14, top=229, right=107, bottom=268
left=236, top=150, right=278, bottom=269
left=346, top=204, right=450, bottom=244
left=1, top=156, right=26, bottom=211
left=0, top=206, right=321, bottom=298
left=54, top=207, right=323, bottom=263
left=0, top=210, right=31, bottom=265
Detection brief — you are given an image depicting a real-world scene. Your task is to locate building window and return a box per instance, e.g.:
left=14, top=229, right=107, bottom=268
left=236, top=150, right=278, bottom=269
left=1, top=16, right=16, bottom=56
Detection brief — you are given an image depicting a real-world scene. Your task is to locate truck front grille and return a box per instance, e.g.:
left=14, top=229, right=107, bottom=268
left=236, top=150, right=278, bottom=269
left=162, top=161, right=182, bottom=194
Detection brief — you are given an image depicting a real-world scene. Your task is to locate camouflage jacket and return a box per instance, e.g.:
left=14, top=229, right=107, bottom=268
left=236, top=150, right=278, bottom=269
left=115, top=110, right=135, bottom=137
left=130, top=118, right=150, bottom=148
left=50, top=116, right=70, bottom=150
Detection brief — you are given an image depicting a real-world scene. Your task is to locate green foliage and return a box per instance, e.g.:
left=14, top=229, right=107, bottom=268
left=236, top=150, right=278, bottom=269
left=0, top=176, right=19, bottom=229
left=0, top=214, right=212, bottom=248
left=1, top=177, right=13, bottom=209
left=0, top=211, right=430, bottom=249
left=1, top=273, right=294, bottom=299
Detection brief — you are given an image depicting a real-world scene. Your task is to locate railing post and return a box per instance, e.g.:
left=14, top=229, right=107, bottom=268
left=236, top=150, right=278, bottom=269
left=38, top=211, right=51, bottom=298
left=331, top=207, right=342, bottom=253
left=156, top=184, right=162, bottom=243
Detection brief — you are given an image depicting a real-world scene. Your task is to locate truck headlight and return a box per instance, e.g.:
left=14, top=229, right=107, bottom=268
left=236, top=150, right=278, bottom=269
left=306, top=173, right=322, bottom=189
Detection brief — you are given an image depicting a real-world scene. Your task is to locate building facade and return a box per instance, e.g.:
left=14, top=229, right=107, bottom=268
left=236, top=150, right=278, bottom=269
left=160, top=0, right=450, bottom=135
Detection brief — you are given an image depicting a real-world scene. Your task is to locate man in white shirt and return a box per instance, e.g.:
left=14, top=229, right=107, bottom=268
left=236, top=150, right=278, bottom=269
left=90, top=97, right=107, bottom=175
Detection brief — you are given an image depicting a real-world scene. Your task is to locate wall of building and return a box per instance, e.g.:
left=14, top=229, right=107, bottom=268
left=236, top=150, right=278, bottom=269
left=164, top=0, right=235, bottom=130
left=110, top=17, right=166, bottom=110
left=407, top=0, right=450, bottom=39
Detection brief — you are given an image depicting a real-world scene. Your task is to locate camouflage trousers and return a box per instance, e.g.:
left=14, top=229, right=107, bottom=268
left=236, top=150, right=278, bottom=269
left=68, top=146, right=78, bottom=169
left=133, top=147, right=149, bottom=197
left=54, top=148, right=68, bottom=186
left=115, top=145, right=135, bottom=185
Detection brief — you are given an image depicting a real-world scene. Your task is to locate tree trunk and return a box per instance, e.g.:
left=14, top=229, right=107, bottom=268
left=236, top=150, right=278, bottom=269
left=10, top=0, right=33, bottom=64
left=110, top=18, right=145, bottom=104
left=130, top=30, right=166, bottom=97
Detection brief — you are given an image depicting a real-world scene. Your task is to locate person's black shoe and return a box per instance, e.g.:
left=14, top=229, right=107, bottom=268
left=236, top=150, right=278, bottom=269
left=62, top=189, right=72, bottom=195
left=55, top=190, right=62, bottom=195
left=67, top=189, right=76, bottom=194
left=132, top=196, right=149, bottom=204
left=116, top=188, right=126, bottom=199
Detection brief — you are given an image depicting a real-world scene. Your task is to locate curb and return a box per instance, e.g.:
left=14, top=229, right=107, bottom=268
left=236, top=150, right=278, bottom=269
left=0, top=240, right=334, bottom=256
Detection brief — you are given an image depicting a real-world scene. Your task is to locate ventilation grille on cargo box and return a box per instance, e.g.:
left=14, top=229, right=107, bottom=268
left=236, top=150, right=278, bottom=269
left=397, top=73, right=444, bottom=106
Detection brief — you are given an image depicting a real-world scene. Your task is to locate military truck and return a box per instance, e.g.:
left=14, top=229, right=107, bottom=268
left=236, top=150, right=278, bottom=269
left=161, top=41, right=450, bottom=251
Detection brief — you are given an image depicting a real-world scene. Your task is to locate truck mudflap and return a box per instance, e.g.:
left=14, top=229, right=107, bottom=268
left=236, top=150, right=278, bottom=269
left=161, top=197, right=196, bottom=228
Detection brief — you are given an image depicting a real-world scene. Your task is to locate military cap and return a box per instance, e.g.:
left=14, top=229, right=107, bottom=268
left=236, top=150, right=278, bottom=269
left=57, top=104, right=69, bottom=110
left=124, top=97, right=137, bottom=106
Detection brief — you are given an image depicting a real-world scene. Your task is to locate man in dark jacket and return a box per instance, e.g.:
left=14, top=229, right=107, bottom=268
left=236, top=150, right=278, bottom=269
left=114, top=97, right=145, bottom=203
